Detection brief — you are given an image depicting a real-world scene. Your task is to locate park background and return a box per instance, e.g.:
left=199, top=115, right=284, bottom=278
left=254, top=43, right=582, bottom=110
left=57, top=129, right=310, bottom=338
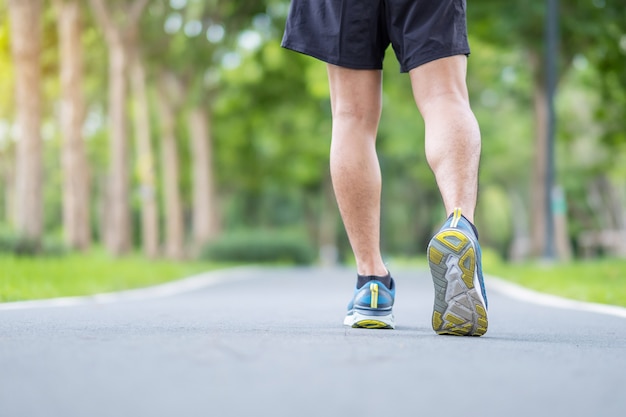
left=1, top=0, right=625, bottom=305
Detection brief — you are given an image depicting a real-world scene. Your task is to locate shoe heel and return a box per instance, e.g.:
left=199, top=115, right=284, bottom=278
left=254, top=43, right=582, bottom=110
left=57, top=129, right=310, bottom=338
left=428, top=229, right=488, bottom=337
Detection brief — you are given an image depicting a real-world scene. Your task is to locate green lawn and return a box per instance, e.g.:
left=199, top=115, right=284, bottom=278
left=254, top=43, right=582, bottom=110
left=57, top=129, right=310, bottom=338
left=2, top=250, right=626, bottom=308
left=394, top=251, right=626, bottom=308
left=483, top=254, right=626, bottom=308
left=0, top=251, right=228, bottom=303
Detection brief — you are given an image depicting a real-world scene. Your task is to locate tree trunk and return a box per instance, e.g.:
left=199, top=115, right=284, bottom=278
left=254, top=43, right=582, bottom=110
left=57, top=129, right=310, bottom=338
left=8, top=0, right=44, bottom=243
left=106, top=35, right=132, bottom=255
left=552, top=186, right=572, bottom=260
left=529, top=50, right=549, bottom=258
left=507, top=190, right=531, bottom=262
left=89, top=0, right=149, bottom=255
left=54, top=0, right=91, bottom=250
left=188, top=105, right=219, bottom=250
left=592, top=176, right=626, bottom=257
left=157, top=77, right=185, bottom=260
left=0, top=149, right=15, bottom=225
left=129, top=46, right=159, bottom=259
left=529, top=50, right=572, bottom=261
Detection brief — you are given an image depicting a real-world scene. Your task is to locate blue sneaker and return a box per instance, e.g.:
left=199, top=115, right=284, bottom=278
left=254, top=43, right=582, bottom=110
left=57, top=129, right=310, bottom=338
left=343, top=278, right=396, bottom=329
left=427, top=208, right=488, bottom=336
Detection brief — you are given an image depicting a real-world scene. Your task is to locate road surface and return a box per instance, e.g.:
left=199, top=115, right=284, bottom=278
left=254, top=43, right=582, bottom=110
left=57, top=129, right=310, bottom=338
left=1, top=267, right=625, bottom=417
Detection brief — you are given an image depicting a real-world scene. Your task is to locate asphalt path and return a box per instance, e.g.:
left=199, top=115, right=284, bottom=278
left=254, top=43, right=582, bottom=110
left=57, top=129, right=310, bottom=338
left=1, top=267, right=625, bottom=417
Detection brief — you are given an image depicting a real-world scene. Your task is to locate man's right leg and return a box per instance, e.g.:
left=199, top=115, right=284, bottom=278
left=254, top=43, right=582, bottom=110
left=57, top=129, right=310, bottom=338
left=410, top=56, right=488, bottom=336
left=327, top=64, right=395, bottom=329
left=410, top=55, right=480, bottom=221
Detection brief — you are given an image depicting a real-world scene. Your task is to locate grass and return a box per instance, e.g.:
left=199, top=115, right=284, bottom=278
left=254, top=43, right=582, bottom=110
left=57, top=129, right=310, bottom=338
left=3, top=249, right=626, bottom=308
left=482, top=252, right=626, bottom=308
left=393, top=250, right=626, bottom=308
left=0, top=250, right=229, bottom=303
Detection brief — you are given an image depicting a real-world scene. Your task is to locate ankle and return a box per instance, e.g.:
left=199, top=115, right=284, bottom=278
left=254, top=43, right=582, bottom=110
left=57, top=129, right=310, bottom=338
left=357, top=272, right=392, bottom=289
left=356, top=264, right=388, bottom=278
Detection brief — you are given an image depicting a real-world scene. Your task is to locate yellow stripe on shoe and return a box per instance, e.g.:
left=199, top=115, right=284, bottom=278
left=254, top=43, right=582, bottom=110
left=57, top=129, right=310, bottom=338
left=450, top=207, right=462, bottom=228
left=370, top=283, right=378, bottom=309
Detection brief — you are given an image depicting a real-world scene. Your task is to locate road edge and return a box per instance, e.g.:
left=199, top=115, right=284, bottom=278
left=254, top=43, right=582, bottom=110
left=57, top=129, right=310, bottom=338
left=487, top=274, right=626, bottom=319
left=2, top=267, right=626, bottom=319
left=0, top=266, right=258, bottom=311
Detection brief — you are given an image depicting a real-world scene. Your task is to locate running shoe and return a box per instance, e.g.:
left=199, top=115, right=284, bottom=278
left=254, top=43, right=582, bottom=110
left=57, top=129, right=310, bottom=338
left=427, top=208, right=488, bottom=336
left=343, top=278, right=395, bottom=329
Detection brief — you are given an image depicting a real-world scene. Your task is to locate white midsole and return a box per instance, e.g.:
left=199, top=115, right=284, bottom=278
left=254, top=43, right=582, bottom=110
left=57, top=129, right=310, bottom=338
left=344, top=310, right=395, bottom=328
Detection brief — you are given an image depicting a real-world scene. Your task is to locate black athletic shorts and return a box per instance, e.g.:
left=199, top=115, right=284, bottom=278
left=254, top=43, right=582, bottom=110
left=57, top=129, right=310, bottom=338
left=281, top=0, right=470, bottom=73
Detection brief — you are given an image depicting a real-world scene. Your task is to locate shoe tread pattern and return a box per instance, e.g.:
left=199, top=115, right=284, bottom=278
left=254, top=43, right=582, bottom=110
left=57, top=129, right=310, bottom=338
left=428, top=230, right=488, bottom=336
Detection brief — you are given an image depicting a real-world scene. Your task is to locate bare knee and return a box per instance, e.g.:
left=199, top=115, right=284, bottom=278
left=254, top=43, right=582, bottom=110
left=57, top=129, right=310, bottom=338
left=417, top=90, right=472, bottom=121
left=327, top=65, right=382, bottom=132
left=409, top=55, right=471, bottom=116
left=332, top=103, right=380, bottom=131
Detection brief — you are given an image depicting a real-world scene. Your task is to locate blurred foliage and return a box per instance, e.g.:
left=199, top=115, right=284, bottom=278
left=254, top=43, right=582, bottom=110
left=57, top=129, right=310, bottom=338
left=0, top=228, right=67, bottom=257
left=200, top=228, right=315, bottom=265
left=0, top=0, right=625, bottom=262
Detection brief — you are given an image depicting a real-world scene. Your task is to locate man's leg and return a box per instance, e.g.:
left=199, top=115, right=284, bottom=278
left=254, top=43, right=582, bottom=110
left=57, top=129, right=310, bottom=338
left=409, top=55, right=481, bottom=221
left=329, top=64, right=395, bottom=329
left=327, top=64, right=387, bottom=278
left=410, top=55, right=488, bottom=336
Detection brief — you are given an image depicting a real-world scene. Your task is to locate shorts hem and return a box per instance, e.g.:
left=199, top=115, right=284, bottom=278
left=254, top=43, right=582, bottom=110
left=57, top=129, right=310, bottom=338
left=282, top=42, right=384, bottom=71
left=401, top=49, right=471, bottom=73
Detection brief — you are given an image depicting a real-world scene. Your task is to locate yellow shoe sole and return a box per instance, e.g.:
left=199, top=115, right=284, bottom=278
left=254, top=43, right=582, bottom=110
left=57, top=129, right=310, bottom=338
left=428, top=229, right=488, bottom=336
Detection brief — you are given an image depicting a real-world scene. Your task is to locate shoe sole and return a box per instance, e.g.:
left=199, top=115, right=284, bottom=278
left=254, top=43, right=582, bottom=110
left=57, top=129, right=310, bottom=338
left=344, top=311, right=395, bottom=329
left=428, top=229, right=488, bottom=336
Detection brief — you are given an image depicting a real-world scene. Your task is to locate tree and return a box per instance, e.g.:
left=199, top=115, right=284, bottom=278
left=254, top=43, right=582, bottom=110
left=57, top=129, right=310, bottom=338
left=469, top=0, right=625, bottom=259
left=188, top=104, right=219, bottom=248
left=128, top=19, right=159, bottom=259
left=144, top=1, right=273, bottom=251
left=88, top=0, right=149, bottom=256
left=8, top=0, right=44, bottom=243
left=156, top=72, right=185, bottom=260
left=52, top=0, right=91, bottom=250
